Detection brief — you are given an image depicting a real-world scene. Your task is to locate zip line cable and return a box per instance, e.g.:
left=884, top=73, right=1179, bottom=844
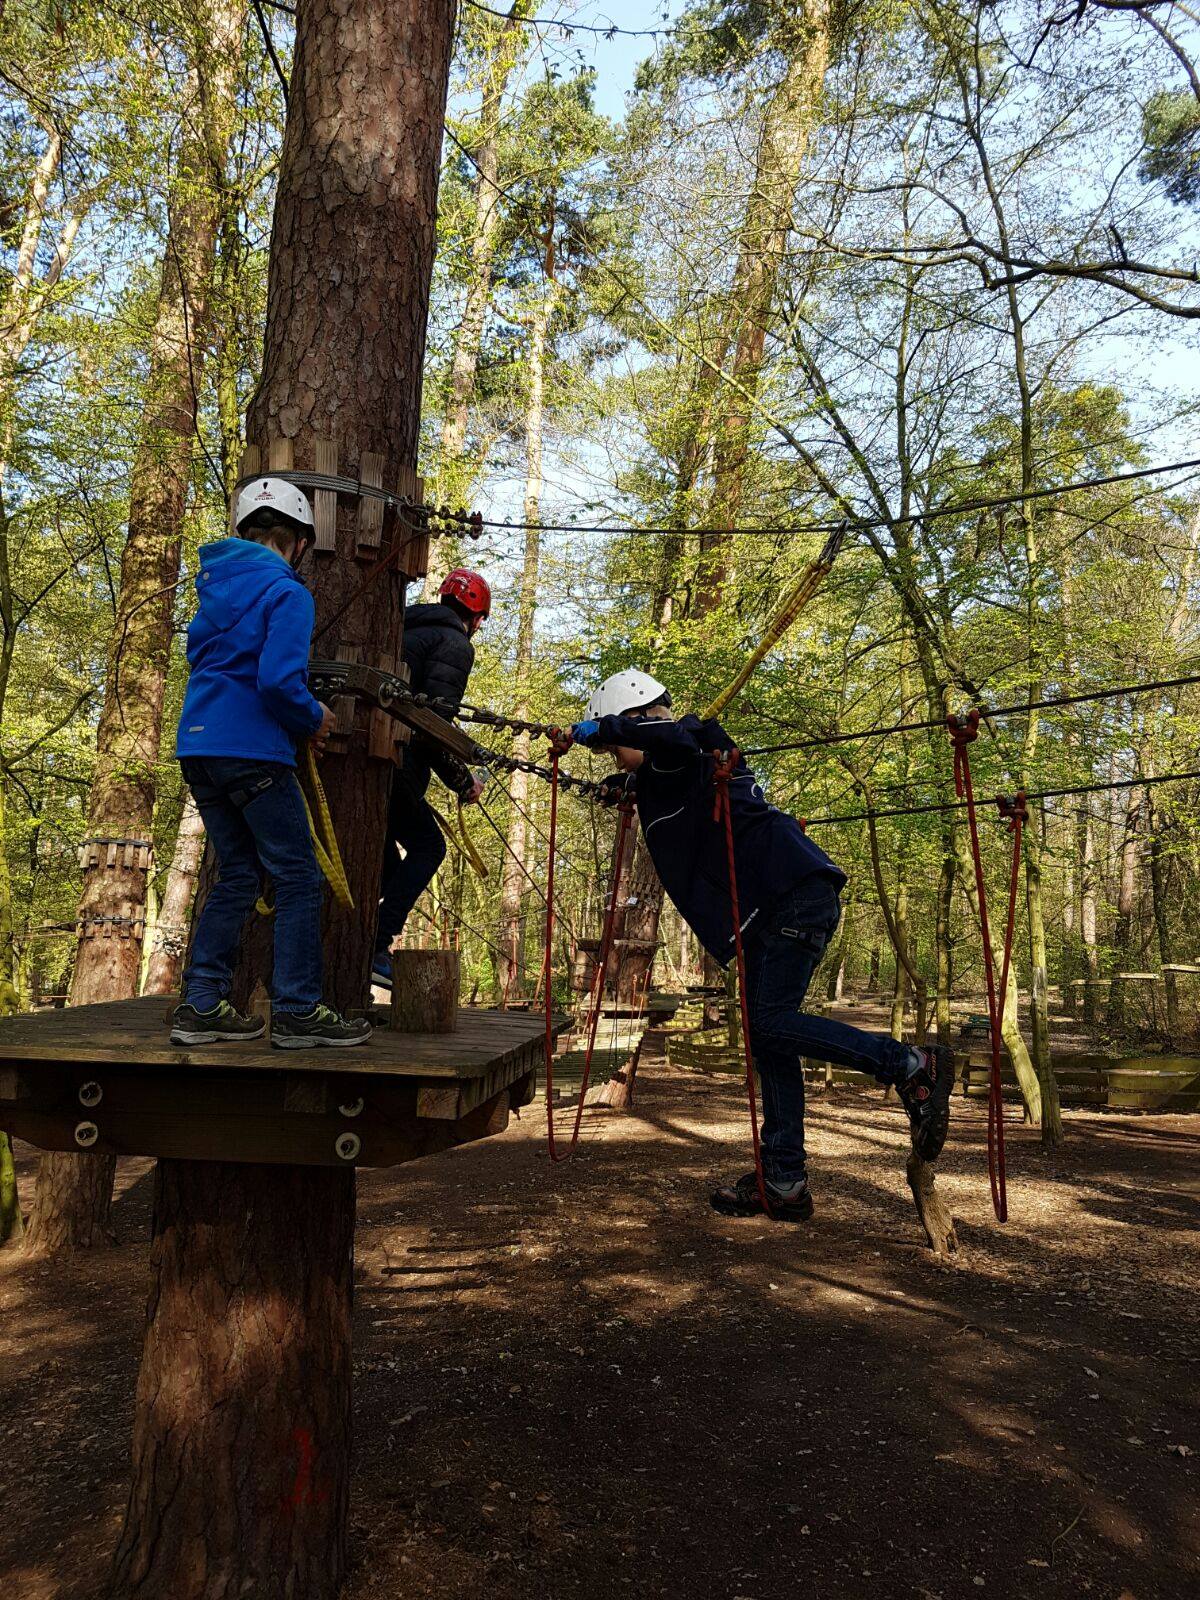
left=800, top=765, right=1200, bottom=828
left=742, top=670, right=1200, bottom=757
left=434, top=453, right=1200, bottom=541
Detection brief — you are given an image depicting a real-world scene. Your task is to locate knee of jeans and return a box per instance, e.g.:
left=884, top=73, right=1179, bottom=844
left=271, top=849, right=322, bottom=892
left=215, top=860, right=259, bottom=899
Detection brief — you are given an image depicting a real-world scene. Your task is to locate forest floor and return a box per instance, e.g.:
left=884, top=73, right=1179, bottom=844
left=1, top=1060, right=1197, bottom=1600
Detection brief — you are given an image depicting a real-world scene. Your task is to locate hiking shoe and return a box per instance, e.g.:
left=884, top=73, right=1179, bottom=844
left=271, top=1003, right=372, bottom=1050
left=370, top=957, right=393, bottom=991
left=170, top=1000, right=265, bottom=1046
left=710, top=1171, right=814, bottom=1223
left=897, top=1044, right=955, bottom=1161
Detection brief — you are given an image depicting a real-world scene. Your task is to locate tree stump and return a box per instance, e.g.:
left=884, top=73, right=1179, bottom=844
left=906, top=1146, right=958, bottom=1257
left=109, top=1161, right=355, bottom=1600
left=390, top=948, right=459, bottom=1032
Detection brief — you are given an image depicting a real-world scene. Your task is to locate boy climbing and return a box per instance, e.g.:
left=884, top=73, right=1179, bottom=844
left=371, top=569, right=490, bottom=988
left=571, top=669, right=953, bottom=1221
left=170, top=477, right=371, bottom=1050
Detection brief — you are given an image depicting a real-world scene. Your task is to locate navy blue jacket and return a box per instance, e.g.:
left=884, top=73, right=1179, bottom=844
left=176, top=538, right=323, bottom=766
left=594, top=713, right=846, bottom=965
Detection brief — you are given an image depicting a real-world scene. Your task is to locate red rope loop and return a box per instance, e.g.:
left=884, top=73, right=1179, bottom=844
left=945, top=712, right=1008, bottom=1222
left=544, top=744, right=633, bottom=1163
left=713, top=749, right=772, bottom=1220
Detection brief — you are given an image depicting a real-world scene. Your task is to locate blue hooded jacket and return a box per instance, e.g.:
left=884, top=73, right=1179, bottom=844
left=176, top=538, right=324, bottom=766
left=593, top=713, right=846, bottom=965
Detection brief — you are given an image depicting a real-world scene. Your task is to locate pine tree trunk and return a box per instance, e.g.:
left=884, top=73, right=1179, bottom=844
left=1079, top=809, right=1100, bottom=1023
left=111, top=3, right=458, bottom=1592
left=144, top=791, right=206, bottom=995
left=24, top=0, right=248, bottom=1257
left=108, top=1161, right=355, bottom=1599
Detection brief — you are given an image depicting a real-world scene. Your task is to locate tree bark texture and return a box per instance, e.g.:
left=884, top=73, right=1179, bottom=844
left=143, top=791, right=206, bottom=995
left=26, top=0, right=249, bottom=1259
left=108, top=1161, right=355, bottom=1600
left=235, top=0, right=457, bottom=1014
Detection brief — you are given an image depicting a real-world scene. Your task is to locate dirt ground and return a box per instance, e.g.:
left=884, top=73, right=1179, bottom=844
left=1, top=1064, right=1197, bottom=1600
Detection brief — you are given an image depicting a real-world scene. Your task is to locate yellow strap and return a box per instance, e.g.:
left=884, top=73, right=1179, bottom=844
left=702, top=547, right=836, bottom=722
left=429, top=800, right=490, bottom=880
left=302, top=743, right=354, bottom=908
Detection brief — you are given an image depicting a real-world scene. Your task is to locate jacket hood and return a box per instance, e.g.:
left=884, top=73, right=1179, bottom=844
left=194, top=538, right=299, bottom=634
left=406, top=602, right=467, bottom=634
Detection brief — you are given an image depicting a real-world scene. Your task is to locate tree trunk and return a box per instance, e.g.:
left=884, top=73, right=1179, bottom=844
left=1079, top=808, right=1099, bottom=1023
left=497, top=278, right=554, bottom=998
left=1105, top=785, right=1142, bottom=1034
left=108, top=1161, right=355, bottom=1599
left=424, top=0, right=528, bottom=598
left=24, top=0, right=248, bottom=1257
left=143, top=791, right=206, bottom=995
left=1148, top=795, right=1180, bottom=1039
left=111, top=3, right=458, bottom=1592
left=695, top=3, right=831, bottom=604
left=890, top=875, right=909, bottom=1040
left=0, top=1130, right=22, bottom=1246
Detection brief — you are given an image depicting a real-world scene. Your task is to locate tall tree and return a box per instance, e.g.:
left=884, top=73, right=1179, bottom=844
left=109, top=4, right=457, bottom=1594
left=24, top=0, right=250, bottom=1255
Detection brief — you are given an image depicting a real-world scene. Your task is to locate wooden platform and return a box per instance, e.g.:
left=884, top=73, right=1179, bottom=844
left=0, top=997, right=560, bottom=1169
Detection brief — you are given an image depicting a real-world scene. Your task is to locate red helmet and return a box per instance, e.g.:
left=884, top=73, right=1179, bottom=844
left=439, top=568, right=491, bottom=620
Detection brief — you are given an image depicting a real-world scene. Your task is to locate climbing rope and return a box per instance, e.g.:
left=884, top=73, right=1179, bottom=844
left=713, top=749, right=772, bottom=1220
left=543, top=731, right=635, bottom=1162
left=301, top=744, right=354, bottom=909
left=947, top=711, right=1013, bottom=1222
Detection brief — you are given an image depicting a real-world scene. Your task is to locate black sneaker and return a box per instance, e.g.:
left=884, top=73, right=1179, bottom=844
left=370, top=956, right=393, bottom=991
left=897, top=1044, right=955, bottom=1161
left=710, top=1171, right=815, bottom=1223
left=170, top=1000, right=266, bottom=1046
left=271, top=1003, right=372, bottom=1050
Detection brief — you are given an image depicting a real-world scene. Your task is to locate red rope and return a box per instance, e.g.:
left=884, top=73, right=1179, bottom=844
left=947, top=712, right=1016, bottom=1222
left=543, top=737, right=634, bottom=1162
left=713, top=750, right=772, bottom=1219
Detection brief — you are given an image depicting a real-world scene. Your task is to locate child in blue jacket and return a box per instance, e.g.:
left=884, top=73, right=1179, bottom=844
left=170, top=478, right=370, bottom=1050
left=572, top=669, right=953, bottom=1221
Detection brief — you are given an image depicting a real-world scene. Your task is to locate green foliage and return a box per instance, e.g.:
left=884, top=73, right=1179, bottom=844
left=1140, top=89, right=1200, bottom=208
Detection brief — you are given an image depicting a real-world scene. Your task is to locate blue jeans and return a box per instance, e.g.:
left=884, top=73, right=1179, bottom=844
left=744, top=878, right=916, bottom=1184
left=374, top=758, right=446, bottom=960
left=180, top=757, right=322, bottom=1014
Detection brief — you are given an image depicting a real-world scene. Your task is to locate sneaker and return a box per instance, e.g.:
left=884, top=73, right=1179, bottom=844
left=170, top=1000, right=266, bottom=1046
left=271, top=1003, right=372, bottom=1050
left=710, top=1171, right=814, bottom=1223
left=370, top=957, right=393, bottom=991
left=897, top=1044, right=955, bottom=1161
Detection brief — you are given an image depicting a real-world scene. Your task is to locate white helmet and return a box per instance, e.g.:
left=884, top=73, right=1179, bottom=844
left=585, top=668, right=669, bottom=721
left=234, top=476, right=315, bottom=537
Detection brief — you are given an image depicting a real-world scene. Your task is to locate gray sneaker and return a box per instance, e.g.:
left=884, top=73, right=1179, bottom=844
left=271, top=1003, right=372, bottom=1050
left=170, top=1000, right=266, bottom=1046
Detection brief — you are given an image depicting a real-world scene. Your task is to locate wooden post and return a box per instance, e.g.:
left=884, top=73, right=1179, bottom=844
left=111, top=4, right=458, bottom=1597
left=390, top=949, right=460, bottom=1032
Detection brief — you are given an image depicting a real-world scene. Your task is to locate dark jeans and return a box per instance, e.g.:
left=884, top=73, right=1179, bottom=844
left=374, top=759, right=446, bottom=960
left=745, top=877, right=917, bottom=1184
left=180, top=757, right=322, bottom=1015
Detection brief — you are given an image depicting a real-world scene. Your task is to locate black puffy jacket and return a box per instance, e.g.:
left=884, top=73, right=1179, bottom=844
left=593, top=713, right=846, bottom=965
left=401, top=603, right=476, bottom=797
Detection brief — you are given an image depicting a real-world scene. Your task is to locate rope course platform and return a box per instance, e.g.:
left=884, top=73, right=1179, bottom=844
left=0, top=996, right=566, bottom=1169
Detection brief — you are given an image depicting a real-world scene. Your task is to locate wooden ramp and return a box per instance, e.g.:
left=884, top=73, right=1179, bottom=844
left=0, top=996, right=559, bottom=1169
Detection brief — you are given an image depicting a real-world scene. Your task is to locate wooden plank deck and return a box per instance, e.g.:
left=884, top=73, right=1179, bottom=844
left=0, top=997, right=564, bottom=1168
left=0, top=995, right=556, bottom=1081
